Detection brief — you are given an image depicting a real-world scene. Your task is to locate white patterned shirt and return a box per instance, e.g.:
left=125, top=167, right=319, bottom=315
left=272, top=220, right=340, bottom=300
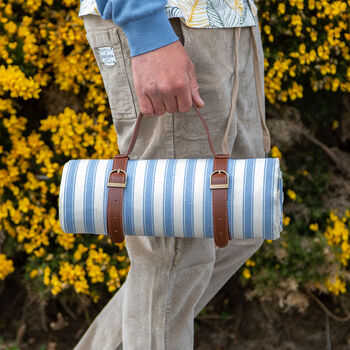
left=78, top=0, right=258, bottom=28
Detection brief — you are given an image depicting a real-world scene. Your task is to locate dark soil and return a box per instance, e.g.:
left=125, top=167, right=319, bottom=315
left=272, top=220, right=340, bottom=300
left=1, top=274, right=350, bottom=350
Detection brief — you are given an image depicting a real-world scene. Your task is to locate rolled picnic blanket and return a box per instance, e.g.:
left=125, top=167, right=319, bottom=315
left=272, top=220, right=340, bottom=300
left=59, top=157, right=283, bottom=240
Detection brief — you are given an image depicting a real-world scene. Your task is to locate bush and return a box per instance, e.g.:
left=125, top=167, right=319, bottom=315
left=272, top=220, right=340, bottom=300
left=0, top=0, right=349, bottom=317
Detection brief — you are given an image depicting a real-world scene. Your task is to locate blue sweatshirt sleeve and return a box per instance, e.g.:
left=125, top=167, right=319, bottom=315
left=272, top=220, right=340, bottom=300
left=95, top=0, right=180, bottom=57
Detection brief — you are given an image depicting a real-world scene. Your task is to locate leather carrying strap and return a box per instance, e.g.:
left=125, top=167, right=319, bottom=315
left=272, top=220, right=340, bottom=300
left=116, top=25, right=270, bottom=161
left=106, top=25, right=271, bottom=247
left=107, top=106, right=230, bottom=246
left=108, top=91, right=226, bottom=244
left=211, top=156, right=230, bottom=247
left=115, top=102, right=224, bottom=159
left=107, top=156, right=128, bottom=243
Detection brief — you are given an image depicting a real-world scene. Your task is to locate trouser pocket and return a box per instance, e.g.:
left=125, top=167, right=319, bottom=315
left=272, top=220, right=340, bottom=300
left=84, top=18, right=137, bottom=120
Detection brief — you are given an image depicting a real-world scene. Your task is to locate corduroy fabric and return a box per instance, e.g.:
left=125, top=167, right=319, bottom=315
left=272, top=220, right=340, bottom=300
left=75, top=14, right=267, bottom=350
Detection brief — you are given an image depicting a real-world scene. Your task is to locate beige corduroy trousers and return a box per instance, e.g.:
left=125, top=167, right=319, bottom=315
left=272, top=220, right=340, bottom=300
left=75, top=13, right=267, bottom=350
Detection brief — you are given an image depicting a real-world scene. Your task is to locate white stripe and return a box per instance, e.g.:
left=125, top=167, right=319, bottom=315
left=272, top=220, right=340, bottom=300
left=193, top=159, right=206, bottom=238
left=172, top=159, right=187, bottom=237
left=233, top=159, right=246, bottom=239
left=133, top=160, right=147, bottom=236
left=253, top=159, right=265, bottom=237
left=94, top=160, right=109, bottom=235
left=59, top=162, right=69, bottom=233
left=74, top=160, right=89, bottom=233
left=153, top=160, right=167, bottom=237
left=273, top=159, right=281, bottom=239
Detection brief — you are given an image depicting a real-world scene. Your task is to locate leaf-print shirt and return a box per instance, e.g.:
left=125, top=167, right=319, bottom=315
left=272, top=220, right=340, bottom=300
left=79, top=0, right=258, bottom=57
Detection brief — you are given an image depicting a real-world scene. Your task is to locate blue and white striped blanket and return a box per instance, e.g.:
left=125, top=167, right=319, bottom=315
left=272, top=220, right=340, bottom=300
left=59, top=158, right=283, bottom=239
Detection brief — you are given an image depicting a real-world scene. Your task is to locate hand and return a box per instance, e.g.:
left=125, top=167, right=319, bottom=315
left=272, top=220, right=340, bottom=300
left=131, top=40, right=204, bottom=117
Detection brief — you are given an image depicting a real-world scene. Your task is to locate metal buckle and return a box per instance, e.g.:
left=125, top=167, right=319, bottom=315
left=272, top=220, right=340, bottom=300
left=107, top=169, right=127, bottom=188
left=210, top=170, right=229, bottom=189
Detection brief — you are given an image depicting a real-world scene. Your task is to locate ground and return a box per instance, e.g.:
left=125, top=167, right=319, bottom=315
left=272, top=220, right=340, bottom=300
left=1, top=274, right=350, bottom=350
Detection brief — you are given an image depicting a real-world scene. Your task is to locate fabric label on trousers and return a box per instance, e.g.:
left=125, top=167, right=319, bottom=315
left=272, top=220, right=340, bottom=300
left=98, top=47, right=117, bottom=65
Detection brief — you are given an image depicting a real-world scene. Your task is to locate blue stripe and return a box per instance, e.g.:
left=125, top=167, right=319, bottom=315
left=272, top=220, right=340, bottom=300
left=123, top=160, right=137, bottom=235
left=183, top=159, right=196, bottom=238
left=243, top=159, right=256, bottom=238
left=83, top=161, right=90, bottom=232
left=103, top=160, right=113, bottom=235
left=61, top=157, right=282, bottom=240
left=263, top=158, right=275, bottom=239
left=279, top=173, right=284, bottom=230
left=150, top=160, right=157, bottom=236
left=163, top=160, right=177, bottom=237
left=142, top=161, right=150, bottom=236
left=143, top=160, right=157, bottom=236
left=270, top=159, right=276, bottom=239
left=84, top=160, right=98, bottom=233
left=203, top=159, right=213, bottom=238
left=61, top=161, right=71, bottom=233
left=227, top=159, right=236, bottom=239
left=64, top=160, right=79, bottom=233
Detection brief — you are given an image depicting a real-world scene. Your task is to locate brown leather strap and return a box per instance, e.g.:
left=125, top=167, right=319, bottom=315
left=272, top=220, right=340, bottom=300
left=107, top=156, right=128, bottom=243
left=115, top=102, right=226, bottom=159
left=211, top=156, right=230, bottom=248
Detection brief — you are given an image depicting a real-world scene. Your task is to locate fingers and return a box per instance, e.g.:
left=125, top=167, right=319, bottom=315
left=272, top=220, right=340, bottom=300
left=149, top=75, right=198, bottom=115
left=138, top=95, right=155, bottom=118
left=162, top=95, right=178, bottom=114
left=147, top=95, right=166, bottom=116
left=132, top=42, right=205, bottom=117
left=188, top=63, right=205, bottom=108
left=141, top=82, right=193, bottom=116
left=141, top=85, right=202, bottom=117
left=176, top=82, right=192, bottom=113
left=141, top=94, right=179, bottom=117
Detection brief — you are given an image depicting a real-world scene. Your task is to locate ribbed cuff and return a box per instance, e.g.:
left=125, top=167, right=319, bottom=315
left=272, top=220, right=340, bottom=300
left=119, top=9, right=180, bottom=57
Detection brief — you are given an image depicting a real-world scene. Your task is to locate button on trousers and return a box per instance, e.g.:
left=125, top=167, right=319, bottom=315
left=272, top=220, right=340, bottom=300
left=75, top=13, right=266, bottom=350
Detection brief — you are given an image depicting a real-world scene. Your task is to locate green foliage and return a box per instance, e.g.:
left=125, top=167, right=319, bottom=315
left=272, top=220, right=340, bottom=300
left=0, top=0, right=349, bottom=323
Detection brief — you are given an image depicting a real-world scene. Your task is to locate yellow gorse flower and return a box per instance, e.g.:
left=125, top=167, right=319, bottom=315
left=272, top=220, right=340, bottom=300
left=0, top=0, right=348, bottom=301
left=287, top=189, right=297, bottom=201
left=309, top=223, right=319, bottom=231
left=324, top=273, right=347, bottom=295
left=324, top=211, right=350, bottom=267
left=243, top=268, right=251, bottom=279
left=271, top=145, right=282, bottom=159
left=245, top=259, right=256, bottom=267
left=283, top=215, right=291, bottom=226
left=0, top=254, right=15, bottom=280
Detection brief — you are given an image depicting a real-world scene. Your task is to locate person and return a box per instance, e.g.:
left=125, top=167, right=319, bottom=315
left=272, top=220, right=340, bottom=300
left=75, top=0, right=271, bottom=349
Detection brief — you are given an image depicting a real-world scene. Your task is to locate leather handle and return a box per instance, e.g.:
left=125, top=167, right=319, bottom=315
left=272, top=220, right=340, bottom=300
left=116, top=102, right=226, bottom=159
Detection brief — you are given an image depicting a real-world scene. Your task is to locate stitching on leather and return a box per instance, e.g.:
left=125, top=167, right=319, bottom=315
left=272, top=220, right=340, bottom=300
left=118, top=159, right=126, bottom=242
left=212, top=158, right=229, bottom=247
